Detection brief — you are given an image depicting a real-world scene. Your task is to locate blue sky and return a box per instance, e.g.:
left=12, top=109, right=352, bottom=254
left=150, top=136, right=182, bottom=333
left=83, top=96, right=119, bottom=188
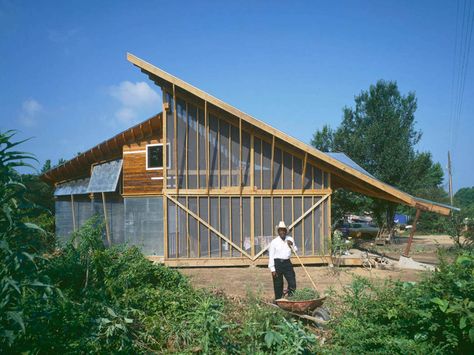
left=0, top=0, right=472, bottom=191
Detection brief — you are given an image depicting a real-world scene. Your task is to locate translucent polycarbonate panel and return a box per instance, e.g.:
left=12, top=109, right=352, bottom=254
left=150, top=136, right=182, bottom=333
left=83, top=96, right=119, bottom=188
left=262, top=197, right=272, bottom=238
left=176, top=99, right=186, bottom=189
left=55, top=199, right=73, bottom=243
left=54, top=178, right=90, bottom=196
left=199, top=197, right=209, bottom=258
left=219, top=120, right=230, bottom=187
left=283, top=197, right=292, bottom=225
left=254, top=138, right=262, bottom=189
left=74, top=196, right=94, bottom=231
left=292, top=197, right=303, bottom=251
left=313, top=200, right=322, bottom=255
left=304, top=162, right=312, bottom=190
left=167, top=199, right=177, bottom=258
left=324, top=172, right=330, bottom=189
left=231, top=197, right=241, bottom=257
left=241, top=131, right=251, bottom=186
left=209, top=115, right=219, bottom=188
left=254, top=197, right=262, bottom=253
left=293, top=156, right=302, bottom=189
left=198, top=108, right=207, bottom=188
left=209, top=197, right=220, bottom=257
left=87, top=159, right=123, bottom=193
left=177, top=197, right=187, bottom=257
left=273, top=197, right=282, bottom=226
left=283, top=152, right=292, bottom=189
left=324, top=199, right=330, bottom=254
left=165, top=93, right=175, bottom=188
left=313, top=165, right=323, bottom=189
left=188, top=198, right=199, bottom=257
left=304, top=197, right=313, bottom=255
left=230, top=124, right=240, bottom=186
left=262, top=140, right=272, bottom=189
left=220, top=197, right=230, bottom=257
left=187, top=104, right=198, bottom=189
left=125, top=197, right=164, bottom=256
left=242, top=197, right=251, bottom=253
left=93, top=193, right=125, bottom=245
left=273, top=148, right=282, bottom=189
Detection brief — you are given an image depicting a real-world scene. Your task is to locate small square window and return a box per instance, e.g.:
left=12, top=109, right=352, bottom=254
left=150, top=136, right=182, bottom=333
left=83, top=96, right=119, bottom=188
left=147, top=144, right=163, bottom=169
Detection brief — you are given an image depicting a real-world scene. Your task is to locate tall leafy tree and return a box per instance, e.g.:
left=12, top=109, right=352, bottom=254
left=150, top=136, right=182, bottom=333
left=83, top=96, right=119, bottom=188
left=312, top=80, right=444, bottom=230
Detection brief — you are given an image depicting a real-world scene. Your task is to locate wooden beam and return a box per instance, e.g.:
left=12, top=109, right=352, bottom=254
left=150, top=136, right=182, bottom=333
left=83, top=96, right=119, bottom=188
left=173, top=84, right=178, bottom=194
left=101, top=192, right=111, bottom=247
left=252, top=194, right=330, bottom=260
left=205, top=101, right=210, bottom=194
left=403, top=209, right=421, bottom=257
left=301, top=152, right=308, bottom=193
left=270, top=135, right=275, bottom=194
left=165, top=193, right=252, bottom=259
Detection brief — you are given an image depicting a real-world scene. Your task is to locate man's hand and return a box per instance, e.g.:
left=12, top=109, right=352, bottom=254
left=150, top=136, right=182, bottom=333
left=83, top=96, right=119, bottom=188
left=287, top=240, right=293, bottom=247
left=272, top=271, right=278, bottom=278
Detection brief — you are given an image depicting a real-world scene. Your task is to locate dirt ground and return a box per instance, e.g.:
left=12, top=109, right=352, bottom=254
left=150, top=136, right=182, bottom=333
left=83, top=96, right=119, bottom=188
left=180, top=234, right=453, bottom=299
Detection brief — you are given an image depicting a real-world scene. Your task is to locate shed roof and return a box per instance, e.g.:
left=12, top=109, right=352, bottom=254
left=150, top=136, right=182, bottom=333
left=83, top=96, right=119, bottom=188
left=42, top=53, right=457, bottom=216
left=127, top=53, right=456, bottom=215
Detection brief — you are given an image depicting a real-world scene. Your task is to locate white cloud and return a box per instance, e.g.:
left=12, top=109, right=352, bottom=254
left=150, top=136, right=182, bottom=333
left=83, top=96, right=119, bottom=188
left=109, top=81, right=160, bottom=107
left=109, top=81, right=160, bottom=125
left=115, top=107, right=137, bottom=124
left=18, top=99, right=43, bottom=127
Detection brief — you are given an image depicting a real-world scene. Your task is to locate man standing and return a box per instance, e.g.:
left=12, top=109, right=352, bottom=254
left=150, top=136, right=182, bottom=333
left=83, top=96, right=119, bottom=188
left=268, top=221, right=297, bottom=300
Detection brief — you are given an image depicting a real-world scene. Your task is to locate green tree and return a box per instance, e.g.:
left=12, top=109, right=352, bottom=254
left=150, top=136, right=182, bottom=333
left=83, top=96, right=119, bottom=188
left=312, top=80, right=444, bottom=230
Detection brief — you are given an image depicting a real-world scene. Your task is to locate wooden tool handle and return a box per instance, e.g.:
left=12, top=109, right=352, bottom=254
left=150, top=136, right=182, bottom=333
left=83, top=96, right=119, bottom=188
left=291, top=245, right=318, bottom=292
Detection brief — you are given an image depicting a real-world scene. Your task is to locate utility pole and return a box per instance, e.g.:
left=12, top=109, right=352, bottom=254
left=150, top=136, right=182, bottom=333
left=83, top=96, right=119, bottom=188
left=448, top=151, right=453, bottom=205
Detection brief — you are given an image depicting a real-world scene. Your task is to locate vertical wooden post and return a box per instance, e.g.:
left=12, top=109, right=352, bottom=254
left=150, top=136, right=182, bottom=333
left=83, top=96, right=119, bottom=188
left=270, top=135, right=275, bottom=194
left=172, top=84, right=178, bottom=194
left=101, top=192, right=111, bottom=247
left=301, top=152, right=308, bottom=193
left=239, top=117, right=243, bottom=192
left=162, top=91, right=169, bottom=259
left=185, top=102, right=188, bottom=190
left=250, top=195, right=255, bottom=257
left=205, top=101, right=210, bottom=193
left=71, top=194, right=77, bottom=232
left=403, top=209, right=421, bottom=257
left=250, top=134, right=255, bottom=189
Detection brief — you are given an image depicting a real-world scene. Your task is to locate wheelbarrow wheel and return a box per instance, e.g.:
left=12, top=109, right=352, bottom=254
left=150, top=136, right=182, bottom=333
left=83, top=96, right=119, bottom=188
left=312, top=306, right=330, bottom=322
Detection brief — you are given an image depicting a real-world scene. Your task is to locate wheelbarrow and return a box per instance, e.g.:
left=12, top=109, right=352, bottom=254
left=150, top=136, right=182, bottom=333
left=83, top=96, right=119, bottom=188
left=266, top=245, right=330, bottom=326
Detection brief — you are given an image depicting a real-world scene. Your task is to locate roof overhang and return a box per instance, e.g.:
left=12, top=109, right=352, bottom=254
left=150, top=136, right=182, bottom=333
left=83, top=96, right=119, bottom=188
left=127, top=53, right=457, bottom=216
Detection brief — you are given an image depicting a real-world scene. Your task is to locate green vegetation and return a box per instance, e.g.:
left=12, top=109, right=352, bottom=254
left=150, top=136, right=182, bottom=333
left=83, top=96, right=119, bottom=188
left=0, top=130, right=320, bottom=353
left=287, top=288, right=320, bottom=301
left=2, top=111, right=474, bottom=353
left=324, top=252, right=474, bottom=354
left=311, top=80, right=446, bottom=232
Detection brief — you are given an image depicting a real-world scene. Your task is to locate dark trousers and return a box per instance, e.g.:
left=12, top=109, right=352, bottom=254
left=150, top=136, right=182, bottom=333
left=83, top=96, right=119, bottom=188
left=273, top=259, right=296, bottom=299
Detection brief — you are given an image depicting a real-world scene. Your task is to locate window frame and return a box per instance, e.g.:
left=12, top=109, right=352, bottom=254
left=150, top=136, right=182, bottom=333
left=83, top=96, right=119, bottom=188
left=146, top=143, right=170, bottom=170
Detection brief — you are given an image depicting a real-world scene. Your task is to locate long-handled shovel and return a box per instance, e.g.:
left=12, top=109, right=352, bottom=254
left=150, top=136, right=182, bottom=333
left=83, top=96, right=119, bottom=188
left=290, top=245, right=319, bottom=292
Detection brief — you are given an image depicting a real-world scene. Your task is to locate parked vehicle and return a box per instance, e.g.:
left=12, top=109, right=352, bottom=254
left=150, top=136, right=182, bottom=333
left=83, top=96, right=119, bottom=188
left=335, top=221, right=379, bottom=238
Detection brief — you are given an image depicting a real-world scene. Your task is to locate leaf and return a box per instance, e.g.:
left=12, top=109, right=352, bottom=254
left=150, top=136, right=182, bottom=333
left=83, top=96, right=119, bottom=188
left=431, top=297, right=449, bottom=313
left=470, top=328, right=474, bottom=343
left=265, top=332, right=274, bottom=348
left=107, top=307, right=117, bottom=318
left=7, top=311, right=25, bottom=332
left=124, top=317, right=133, bottom=324
left=460, top=316, right=467, bottom=329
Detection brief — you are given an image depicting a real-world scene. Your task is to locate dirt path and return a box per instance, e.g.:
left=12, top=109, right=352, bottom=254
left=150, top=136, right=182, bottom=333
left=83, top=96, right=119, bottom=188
left=181, top=234, right=452, bottom=299
left=181, top=265, right=423, bottom=299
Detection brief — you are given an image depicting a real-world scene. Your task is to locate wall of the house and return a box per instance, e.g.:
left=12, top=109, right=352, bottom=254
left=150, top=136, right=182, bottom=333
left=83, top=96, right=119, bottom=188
left=123, top=138, right=164, bottom=196
left=55, top=193, right=124, bottom=245
left=162, top=90, right=332, bottom=262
